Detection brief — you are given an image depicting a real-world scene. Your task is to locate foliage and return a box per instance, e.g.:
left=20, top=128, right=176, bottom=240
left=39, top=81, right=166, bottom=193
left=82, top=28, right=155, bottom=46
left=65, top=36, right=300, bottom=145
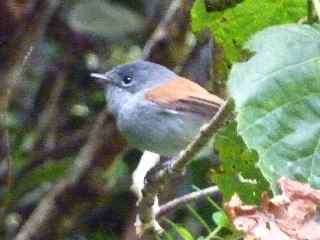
left=212, top=122, right=269, bottom=204
left=165, top=219, right=195, bottom=240
left=1, top=0, right=319, bottom=239
left=189, top=1, right=320, bottom=237
left=192, top=0, right=307, bottom=62
left=212, top=211, right=229, bottom=228
left=228, top=24, right=320, bottom=191
left=191, top=0, right=307, bottom=80
left=163, top=200, right=236, bottom=240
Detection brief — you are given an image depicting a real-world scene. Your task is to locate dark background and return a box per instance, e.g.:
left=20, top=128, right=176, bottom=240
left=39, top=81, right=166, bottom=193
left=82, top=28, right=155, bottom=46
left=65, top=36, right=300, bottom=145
left=0, top=0, right=224, bottom=239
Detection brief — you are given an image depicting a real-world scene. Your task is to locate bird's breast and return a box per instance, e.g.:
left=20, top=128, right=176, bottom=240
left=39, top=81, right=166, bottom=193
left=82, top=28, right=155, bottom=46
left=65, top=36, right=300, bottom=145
left=117, top=95, right=209, bottom=156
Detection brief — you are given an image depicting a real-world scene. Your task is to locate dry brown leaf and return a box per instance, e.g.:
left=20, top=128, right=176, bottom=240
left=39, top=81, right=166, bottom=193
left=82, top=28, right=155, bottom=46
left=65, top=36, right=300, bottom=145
left=225, top=177, right=320, bottom=240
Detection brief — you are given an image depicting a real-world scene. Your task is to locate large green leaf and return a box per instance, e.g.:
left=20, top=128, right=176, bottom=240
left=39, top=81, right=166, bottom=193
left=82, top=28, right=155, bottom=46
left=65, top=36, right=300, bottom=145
left=228, top=24, right=320, bottom=191
left=212, top=122, right=269, bottom=204
left=191, top=0, right=306, bottom=80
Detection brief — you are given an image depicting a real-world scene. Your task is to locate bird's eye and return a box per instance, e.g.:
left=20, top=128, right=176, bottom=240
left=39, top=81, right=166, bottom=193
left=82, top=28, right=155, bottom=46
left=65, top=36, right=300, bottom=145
left=122, top=76, right=133, bottom=86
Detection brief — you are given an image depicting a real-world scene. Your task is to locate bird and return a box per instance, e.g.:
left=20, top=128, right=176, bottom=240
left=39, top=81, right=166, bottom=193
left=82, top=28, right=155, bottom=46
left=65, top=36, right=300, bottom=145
left=91, top=60, right=224, bottom=157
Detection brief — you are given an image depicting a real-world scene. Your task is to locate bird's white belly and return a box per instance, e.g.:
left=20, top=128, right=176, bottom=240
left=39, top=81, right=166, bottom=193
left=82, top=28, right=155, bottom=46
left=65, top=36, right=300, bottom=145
left=117, top=98, right=208, bottom=156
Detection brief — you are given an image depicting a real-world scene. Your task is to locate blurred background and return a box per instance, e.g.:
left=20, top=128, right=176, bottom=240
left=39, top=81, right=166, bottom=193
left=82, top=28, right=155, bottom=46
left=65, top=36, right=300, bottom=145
left=0, top=0, right=225, bottom=239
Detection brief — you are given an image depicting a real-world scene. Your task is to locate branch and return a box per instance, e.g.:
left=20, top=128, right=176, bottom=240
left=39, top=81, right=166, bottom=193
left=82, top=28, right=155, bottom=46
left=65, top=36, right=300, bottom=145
left=143, top=0, right=194, bottom=67
left=136, top=99, right=234, bottom=237
left=156, top=186, right=220, bottom=217
left=32, top=71, right=66, bottom=149
left=14, top=113, right=127, bottom=240
left=0, top=0, right=60, bottom=210
left=168, top=99, right=234, bottom=173
left=0, top=130, right=11, bottom=188
left=14, top=129, right=87, bottom=182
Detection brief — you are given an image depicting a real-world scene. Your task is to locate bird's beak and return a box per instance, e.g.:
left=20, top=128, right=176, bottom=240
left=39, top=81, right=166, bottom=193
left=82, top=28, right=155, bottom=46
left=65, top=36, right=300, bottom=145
left=90, top=73, right=112, bottom=85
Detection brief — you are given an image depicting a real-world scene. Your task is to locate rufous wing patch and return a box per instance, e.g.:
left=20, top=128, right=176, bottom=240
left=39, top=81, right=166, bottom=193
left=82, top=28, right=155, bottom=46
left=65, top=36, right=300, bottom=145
left=145, top=77, right=224, bottom=117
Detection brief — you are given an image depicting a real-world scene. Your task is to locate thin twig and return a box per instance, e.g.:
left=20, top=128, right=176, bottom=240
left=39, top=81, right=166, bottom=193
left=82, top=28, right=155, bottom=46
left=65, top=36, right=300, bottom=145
left=14, top=113, right=127, bottom=240
left=156, top=186, right=220, bottom=217
left=137, top=99, right=234, bottom=237
left=14, top=130, right=87, bottom=182
left=204, top=225, right=223, bottom=240
left=0, top=123, right=11, bottom=189
left=0, top=0, right=59, bottom=215
left=143, top=0, right=194, bottom=67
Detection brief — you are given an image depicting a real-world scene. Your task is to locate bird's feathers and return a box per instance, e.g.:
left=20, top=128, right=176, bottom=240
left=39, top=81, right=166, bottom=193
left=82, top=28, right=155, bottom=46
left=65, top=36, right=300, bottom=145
left=145, top=77, right=224, bottom=118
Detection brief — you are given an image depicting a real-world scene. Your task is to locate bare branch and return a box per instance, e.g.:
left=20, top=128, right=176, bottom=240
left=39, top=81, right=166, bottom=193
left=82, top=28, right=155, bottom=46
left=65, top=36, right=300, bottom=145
left=0, top=130, right=11, bottom=188
left=14, top=113, right=127, bottom=240
left=143, top=0, right=194, bottom=67
left=137, top=99, right=234, bottom=237
left=0, top=0, right=60, bottom=212
left=14, top=130, right=87, bottom=182
left=168, top=99, right=233, bottom=172
left=156, top=186, right=220, bottom=217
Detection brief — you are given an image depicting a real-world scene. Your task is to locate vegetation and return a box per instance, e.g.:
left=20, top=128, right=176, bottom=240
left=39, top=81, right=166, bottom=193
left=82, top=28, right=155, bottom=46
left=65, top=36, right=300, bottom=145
left=0, top=0, right=319, bottom=239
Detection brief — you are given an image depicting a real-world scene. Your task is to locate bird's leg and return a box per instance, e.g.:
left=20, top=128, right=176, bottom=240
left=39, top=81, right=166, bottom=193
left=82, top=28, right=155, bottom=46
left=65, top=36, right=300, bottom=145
left=131, top=151, right=160, bottom=204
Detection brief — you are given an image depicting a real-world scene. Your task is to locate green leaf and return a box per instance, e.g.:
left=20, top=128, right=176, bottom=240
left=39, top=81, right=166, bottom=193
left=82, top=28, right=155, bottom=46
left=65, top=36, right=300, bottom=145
left=165, top=219, right=194, bottom=240
left=68, top=0, right=144, bottom=38
left=196, top=237, right=205, bottom=240
left=14, top=159, right=71, bottom=196
left=212, top=122, right=269, bottom=203
left=191, top=0, right=306, bottom=80
left=212, top=211, right=229, bottom=227
left=228, top=24, right=320, bottom=191
left=0, top=112, right=19, bottom=129
left=175, top=226, right=194, bottom=240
